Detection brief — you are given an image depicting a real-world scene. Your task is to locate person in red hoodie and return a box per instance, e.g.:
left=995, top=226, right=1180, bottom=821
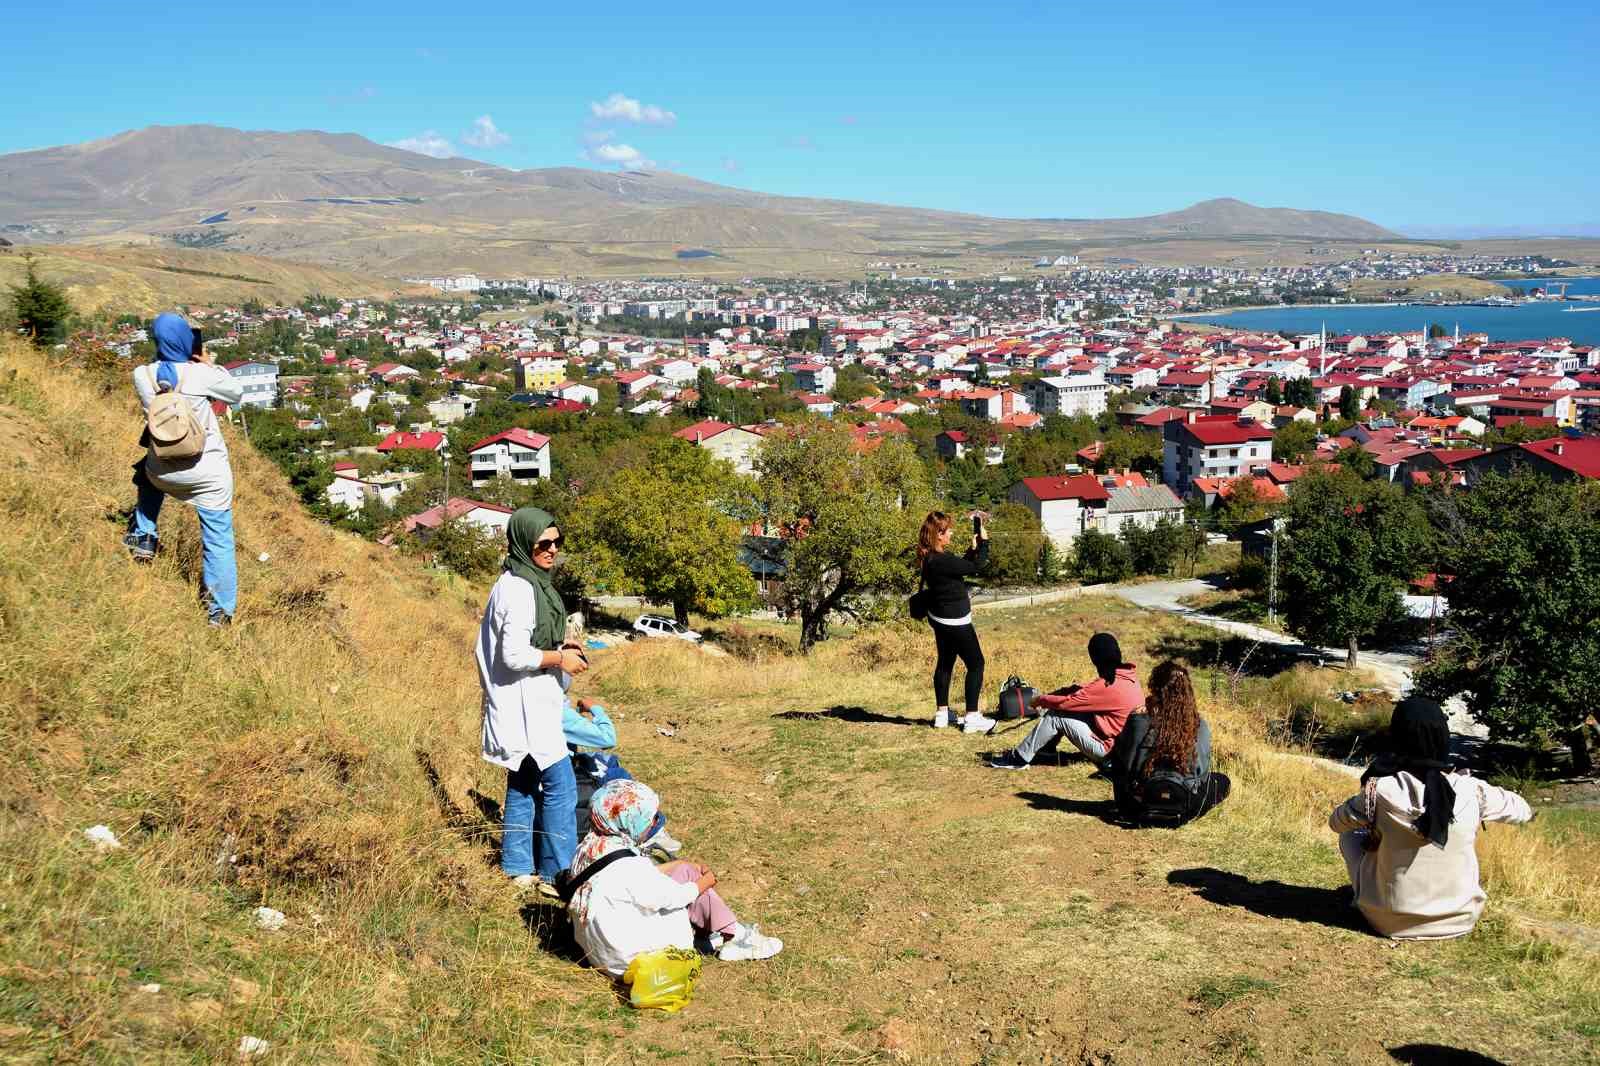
left=987, top=633, right=1142, bottom=771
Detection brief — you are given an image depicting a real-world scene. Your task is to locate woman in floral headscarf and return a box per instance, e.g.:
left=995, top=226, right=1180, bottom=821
left=567, top=779, right=782, bottom=976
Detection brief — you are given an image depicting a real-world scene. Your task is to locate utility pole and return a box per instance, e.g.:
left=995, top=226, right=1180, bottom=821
left=1267, top=516, right=1284, bottom=625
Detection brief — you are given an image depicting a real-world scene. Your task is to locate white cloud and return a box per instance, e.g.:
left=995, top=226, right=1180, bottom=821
left=462, top=115, right=510, bottom=149
left=589, top=92, right=676, bottom=126
left=580, top=142, right=656, bottom=169
left=387, top=131, right=455, bottom=159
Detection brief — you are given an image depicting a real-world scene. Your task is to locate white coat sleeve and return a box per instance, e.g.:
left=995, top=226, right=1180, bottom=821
left=1329, top=791, right=1371, bottom=834
left=622, top=862, right=701, bottom=914
left=496, top=584, right=546, bottom=674
left=132, top=364, right=156, bottom=410
left=191, top=364, right=244, bottom=405
left=1476, top=781, right=1533, bottom=825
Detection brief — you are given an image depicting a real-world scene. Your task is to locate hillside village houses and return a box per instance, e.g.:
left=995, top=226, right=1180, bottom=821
left=100, top=269, right=1600, bottom=575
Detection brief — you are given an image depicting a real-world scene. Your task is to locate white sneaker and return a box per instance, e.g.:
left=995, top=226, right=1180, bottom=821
left=509, top=874, right=539, bottom=888
left=717, top=922, right=783, bottom=962
left=646, top=827, right=683, bottom=858
left=932, top=709, right=949, bottom=729
left=961, top=713, right=997, bottom=735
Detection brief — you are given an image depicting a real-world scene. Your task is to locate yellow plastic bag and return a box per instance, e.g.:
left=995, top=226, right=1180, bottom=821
left=622, top=947, right=703, bottom=1012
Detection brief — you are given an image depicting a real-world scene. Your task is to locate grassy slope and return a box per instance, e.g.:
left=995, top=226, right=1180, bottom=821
left=1347, top=274, right=1510, bottom=301
left=0, top=245, right=431, bottom=316
left=1, top=336, right=1597, bottom=1064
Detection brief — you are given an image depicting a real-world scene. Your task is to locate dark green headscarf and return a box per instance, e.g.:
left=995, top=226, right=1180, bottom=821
left=504, top=507, right=567, bottom=651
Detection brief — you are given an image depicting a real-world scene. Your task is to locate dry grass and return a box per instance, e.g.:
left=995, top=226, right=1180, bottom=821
left=2, top=335, right=1597, bottom=1063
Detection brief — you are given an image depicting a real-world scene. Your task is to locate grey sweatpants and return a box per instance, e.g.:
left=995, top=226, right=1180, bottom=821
left=1014, top=713, right=1108, bottom=763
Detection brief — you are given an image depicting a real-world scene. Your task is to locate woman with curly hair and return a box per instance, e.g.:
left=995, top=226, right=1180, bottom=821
left=1105, top=660, right=1230, bottom=825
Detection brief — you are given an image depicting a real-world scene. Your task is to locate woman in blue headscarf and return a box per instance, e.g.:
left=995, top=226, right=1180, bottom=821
left=125, top=313, right=245, bottom=625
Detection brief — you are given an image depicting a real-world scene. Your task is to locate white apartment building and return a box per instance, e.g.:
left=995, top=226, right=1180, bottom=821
left=1025, top=372, right=1109, bottom=418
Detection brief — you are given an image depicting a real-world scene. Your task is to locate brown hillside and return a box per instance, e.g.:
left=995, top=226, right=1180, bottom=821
left=1, top=336, right=1594, bottom=1062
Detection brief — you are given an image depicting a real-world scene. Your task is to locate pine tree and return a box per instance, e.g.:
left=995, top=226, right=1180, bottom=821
left=8, top=253, right=74, bottom=346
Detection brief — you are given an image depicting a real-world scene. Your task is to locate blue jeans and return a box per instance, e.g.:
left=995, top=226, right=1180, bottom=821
left=502, top=755, right=577, bottom=879
left=132, top=469, right=238, bottom=619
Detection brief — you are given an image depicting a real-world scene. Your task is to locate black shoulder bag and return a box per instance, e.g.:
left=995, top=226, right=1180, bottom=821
left=908, top=567, right=931, bottom=622
left=554, top=847, right=640, bottom=904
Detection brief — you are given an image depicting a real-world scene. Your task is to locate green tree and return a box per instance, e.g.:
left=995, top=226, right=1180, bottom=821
left=1283, top=377, right=1316, bottom=408
left=985, top=502, right=1046, bottom=585
left=1279, top=468, right=1428, bottom=666
left=1428, top=322, right=1449, bottom=339
left=1272, top=420, right=1317, bottom=463
left=424, top=518, right=504, bottom=580
left=1100, top=428, right=1162, bottom=474
left=1216, top=476, right=1276, bottom=537
left=565, top=439, right=756, bottom=625
left=1264, top=377, right=1283, bottom=405
left=1416, top=472, right=1600, bottom=772
left=756, top=424, right=933, bottom=651
left=7, top=253, right=74, bottom=346
left=1333, top=443, right=1377, bottom=479
left=1338, top=385, right=1360, bottom=421
left=1121, top=516, right=1184, bottom=576
left=1073, top=527, right=1131, bottom=585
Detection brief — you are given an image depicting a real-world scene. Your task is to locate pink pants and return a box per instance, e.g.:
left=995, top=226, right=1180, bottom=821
left=668, top=864, right=737, bottom=936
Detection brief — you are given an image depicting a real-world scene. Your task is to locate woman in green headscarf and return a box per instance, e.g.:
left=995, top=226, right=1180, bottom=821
left=475, top=506, right=590, bottom=890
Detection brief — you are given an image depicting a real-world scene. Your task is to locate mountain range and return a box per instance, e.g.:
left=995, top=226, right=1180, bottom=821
left=0, top=125, right=1406, bottom=277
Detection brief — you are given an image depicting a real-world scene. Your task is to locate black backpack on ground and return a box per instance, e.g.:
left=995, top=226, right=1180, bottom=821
left=1130, top=769, right=1197, bottom=825
left=994, top=675, right=1038, bottom=721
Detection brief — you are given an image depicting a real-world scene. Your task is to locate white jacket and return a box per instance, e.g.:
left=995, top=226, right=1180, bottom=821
left=133, top=362, right=243, bottom=512
left=571, top=854, right=699, bottom=977
left=476, top=572, right=567, bottom=772
left=1330, top=771, right=1532, bottom=940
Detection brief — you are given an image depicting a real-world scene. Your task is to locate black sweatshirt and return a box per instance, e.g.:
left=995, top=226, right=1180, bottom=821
left=920, top=537, right=989, bottom=620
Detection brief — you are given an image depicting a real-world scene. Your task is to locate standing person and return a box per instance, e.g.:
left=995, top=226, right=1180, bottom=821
left=1105, top=660, right=1231, bottom=824
left=1329, top=697, right=1533, bottom=940
left=125, top=313, right=244, bottom=626
left=917, top=510, right=996, bottom=733
left=477, top=507, right=589, bottom=894
left=987, top=633, right=1141, bottom=770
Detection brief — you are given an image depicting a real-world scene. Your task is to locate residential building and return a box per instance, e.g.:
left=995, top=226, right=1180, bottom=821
left=376, top=430, right=447, bottom=455
left=1461, top=434, right=1600, bottom=484
left=1162, top=416, right=1276, bottom=498
left=1025, top=373, right=1109, bottom=417
left=672, top=419, right=765, bottom=475
left=221, top=360, right=278, bottom=408
left=401, top=498, right=514, bottom=539
left=325, top=463, right=420, bottom=511
left=467, top=428, right=552, bottom=486
left=790, top=362, right=836, bottom=394
left=515, top=355, right=567, bottom=391
left=1008, top=474, right=1110, bottom=549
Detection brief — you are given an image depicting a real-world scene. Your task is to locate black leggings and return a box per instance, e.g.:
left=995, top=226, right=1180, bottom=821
left=931, top=620, right=984, bottom=714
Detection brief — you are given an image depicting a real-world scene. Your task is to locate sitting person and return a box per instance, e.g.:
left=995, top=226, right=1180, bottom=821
left=563, top=696, right=682, bottom=856
left=1106, top=660, right=1231, bottom=825
left=988, top=632, right=1142, bottom=770
left=566, top=779, right=782, bottom=976
left=1329, top=696, right=1533, bottom=940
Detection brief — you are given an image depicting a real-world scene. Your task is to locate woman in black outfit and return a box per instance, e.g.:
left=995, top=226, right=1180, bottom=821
left=916, top=510, right=994, bottom=733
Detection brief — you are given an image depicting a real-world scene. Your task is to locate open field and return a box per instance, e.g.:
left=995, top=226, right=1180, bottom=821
left=1347, top=274, right=1512, bottom=301
left=0, top=244, right=430, bottom=316
left=2, top=336, right=1597, bottom=1063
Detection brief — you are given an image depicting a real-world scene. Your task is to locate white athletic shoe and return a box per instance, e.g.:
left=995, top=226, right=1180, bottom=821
left=932, top=709, right=950, bottom=729
left=717, top=922, right=783, bottom=962
left=961, top=713, right=997, bottom=735
left=646, top=827, right=683, bottom=858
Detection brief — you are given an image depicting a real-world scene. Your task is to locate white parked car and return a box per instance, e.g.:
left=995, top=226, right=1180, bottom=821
left=632, top=614, right=703, bottom=643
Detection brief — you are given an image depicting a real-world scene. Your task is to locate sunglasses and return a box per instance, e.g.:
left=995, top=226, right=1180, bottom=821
left=533, top=535, right=564, bottom=553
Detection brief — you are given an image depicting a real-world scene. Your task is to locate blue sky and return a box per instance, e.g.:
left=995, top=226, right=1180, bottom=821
left=5, top=0, right=1597, bottom=231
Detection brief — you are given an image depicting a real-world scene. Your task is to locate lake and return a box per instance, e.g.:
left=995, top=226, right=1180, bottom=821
left=1176, top=276, right=1600, bottom=344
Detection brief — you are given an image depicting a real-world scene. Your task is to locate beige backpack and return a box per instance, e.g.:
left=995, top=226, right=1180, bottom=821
left=143, top=364, right=207, bottom=462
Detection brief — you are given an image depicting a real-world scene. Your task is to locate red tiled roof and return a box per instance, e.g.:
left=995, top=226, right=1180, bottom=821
left=376, top=431, right=445, bottom=453
left=1517, top=436, right=1600, bottom=479
left=1179, top=420, right=1275, bottom=446
left=468, top=428, right=550, bottom=454
left=673, top=419, right=738, bottom=442
left=1017, top=474, right=1111, bottom=503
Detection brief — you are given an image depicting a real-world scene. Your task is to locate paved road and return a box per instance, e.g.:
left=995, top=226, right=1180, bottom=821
left=1099, top=579, right=1485, bottom=741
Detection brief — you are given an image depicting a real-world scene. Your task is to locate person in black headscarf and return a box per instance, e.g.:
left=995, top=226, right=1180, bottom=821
left=1329, top=696, right=1534, bottom=939
left=987, top=633, right=1143, bottom=771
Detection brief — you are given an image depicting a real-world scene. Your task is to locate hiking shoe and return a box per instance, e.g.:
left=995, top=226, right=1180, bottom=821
left=509, top=873, right=540, bottom=888
left=207, top=610, right=233, bottom=628
left=717, top=922, right=783, bottom=962
left=986, top=750, right=1029, bottom=770
left=961, top=713, right=997, bottom=735
left=123, top=532, right=158, bottom=563
left=645, top=827, right=683, bottom=859
left=932, top=709, right=950, bottom=729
